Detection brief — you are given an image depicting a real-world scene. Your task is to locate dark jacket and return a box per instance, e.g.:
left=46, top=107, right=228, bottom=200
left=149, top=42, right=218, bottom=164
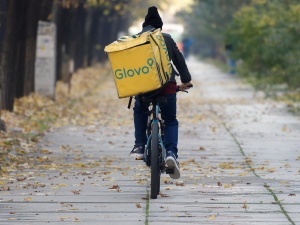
left=139, top=25, right=192, bottom=84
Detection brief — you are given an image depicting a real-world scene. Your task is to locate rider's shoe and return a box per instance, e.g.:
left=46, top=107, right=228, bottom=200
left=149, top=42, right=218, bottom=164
left=130, top=145, right=144, bottom=160
left=166, top=151, right=180, bottom=179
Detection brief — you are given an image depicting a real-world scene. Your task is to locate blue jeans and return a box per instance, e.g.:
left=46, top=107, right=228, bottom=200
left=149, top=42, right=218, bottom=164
left=133, top=94, right=178, bottom=158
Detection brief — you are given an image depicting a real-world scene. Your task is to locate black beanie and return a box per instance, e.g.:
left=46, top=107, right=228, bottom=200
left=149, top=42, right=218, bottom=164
left=142, top=6, right=163, bottom=29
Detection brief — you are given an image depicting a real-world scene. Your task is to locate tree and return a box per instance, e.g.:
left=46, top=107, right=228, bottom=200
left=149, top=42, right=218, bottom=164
left=0, top=0, right=54, bottom=111
left=0, top=0, right=170, bottom=112
left=16, top=0, right=43, bottom=98
left=177, top=0, right=251, bottom=59
left=1, top=0, right=27, bottom=111
left=0, top=0, right=7, bottom=110
left=224, top=0, right=300, bottom=90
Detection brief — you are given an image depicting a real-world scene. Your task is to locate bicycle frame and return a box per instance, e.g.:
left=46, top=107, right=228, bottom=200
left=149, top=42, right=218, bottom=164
left=140, top=85, right=193, bottom=198
left=144, top=101, right=166, bottom=170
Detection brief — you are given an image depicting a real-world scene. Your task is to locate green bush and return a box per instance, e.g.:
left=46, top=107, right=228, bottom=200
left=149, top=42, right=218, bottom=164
left=225, top=0, right=300, bottom=91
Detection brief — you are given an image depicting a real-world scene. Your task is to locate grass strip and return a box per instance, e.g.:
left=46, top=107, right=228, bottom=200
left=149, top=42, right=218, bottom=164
left=222, top=122, right=296, bottom=225
left=145, top=188, right=150, bottom=225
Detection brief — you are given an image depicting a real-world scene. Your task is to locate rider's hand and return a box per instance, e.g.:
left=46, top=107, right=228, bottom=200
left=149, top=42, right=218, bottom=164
left=179, top=82, right=193, bottom=91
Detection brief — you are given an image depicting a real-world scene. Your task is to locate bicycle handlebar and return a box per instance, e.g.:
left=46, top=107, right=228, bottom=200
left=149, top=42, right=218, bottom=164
left=176, top=84, right=193, bottom=93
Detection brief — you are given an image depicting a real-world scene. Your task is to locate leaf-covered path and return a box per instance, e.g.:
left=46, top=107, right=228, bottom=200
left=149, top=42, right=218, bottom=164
left=1, top=59, right=299, bottom=224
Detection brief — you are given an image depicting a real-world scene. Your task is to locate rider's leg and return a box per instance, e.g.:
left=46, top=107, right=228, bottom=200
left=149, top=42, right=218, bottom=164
left=159, top=94, right=178, bottom=158
left=130, top=97, right=149, bottom=159
left=160, top=93, right=180, bottom=179
left=133, top=97, right=148, bottom=146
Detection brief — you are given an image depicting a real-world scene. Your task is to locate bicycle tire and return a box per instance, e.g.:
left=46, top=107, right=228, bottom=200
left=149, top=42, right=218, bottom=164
left=150, top=122, right=160, bottom=199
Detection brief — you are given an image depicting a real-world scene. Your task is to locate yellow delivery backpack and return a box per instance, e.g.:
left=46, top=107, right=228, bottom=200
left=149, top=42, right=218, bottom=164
left=104, top=29, right=172, bottom=98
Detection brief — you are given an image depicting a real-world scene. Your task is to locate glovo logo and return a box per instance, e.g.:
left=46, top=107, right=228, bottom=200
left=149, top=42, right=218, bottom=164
left=156, top=34, right=170, bottom=62
left=114, top=58, right=154, bottom=80
left=156, top=34, right=172, bottom=78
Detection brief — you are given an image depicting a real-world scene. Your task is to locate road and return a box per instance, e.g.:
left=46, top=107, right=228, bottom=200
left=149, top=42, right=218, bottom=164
left=0, top=58, right=299, bottom=225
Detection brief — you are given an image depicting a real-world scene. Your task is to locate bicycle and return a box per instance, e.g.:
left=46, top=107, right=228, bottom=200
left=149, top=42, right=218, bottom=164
left=141, top=84, right=193, bottom=199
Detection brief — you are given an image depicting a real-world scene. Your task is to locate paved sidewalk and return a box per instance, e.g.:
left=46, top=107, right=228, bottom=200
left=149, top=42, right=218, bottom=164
left=1, top=58, right=299, bottom=225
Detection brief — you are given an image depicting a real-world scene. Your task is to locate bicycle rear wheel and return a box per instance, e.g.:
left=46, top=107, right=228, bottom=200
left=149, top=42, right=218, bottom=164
left=150, top=122, right=160, bottom=199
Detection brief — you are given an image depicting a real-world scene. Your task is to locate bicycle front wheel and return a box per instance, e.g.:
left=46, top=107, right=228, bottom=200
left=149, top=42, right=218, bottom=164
left=150, top=122, right=160, bottom=199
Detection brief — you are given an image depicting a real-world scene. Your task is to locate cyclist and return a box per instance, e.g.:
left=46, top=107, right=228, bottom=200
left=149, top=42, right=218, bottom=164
left=130, top=6, right=192, bottom=179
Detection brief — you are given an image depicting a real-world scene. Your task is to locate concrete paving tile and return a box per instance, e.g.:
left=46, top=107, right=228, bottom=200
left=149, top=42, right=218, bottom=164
left=1, top=59, right=299, bottom=224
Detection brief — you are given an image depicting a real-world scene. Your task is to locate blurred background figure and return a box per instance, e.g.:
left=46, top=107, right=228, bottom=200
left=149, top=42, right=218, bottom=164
left=225, top=44, right=236, bottom=75
left=182, top=37, right=193, bottom=59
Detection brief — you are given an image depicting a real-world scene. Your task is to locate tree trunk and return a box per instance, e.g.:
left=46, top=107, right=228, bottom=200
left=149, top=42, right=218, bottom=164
left=74, top=3, right=86, bottom=69
left=0, top=0, right=7, bottom=55
left=15, top=0, right=42, bottom=97
left=1, top=0, right=26, bottom=111
left=0, top=0, right=7, bottom=112
left=86, top=8, right=99, bottom=66
left=51, top=2, right=63, bottom=81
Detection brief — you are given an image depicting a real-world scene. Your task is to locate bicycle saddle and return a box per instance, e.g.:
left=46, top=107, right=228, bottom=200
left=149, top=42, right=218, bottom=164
left=141, top=95, right=167, bottom=105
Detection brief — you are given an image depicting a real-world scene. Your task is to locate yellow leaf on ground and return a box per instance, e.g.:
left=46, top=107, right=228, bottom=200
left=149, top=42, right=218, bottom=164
left=268, top=168, right=276, bottom=173
left=223, top=184, right=231, bottom=188
left=208, top=215, right=215, bottom=220
left=159, top=193, right=169, bottom=197
left=40, top=149, right=52, bottom=154
left=242, top=202, right=248, bottom=209
left=219, top=162, right=234, bottom=169
left=24, top=197, right=33, bottom=201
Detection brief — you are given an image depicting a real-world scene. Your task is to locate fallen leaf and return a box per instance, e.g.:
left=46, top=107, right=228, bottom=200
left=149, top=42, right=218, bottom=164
left=219, top=162, right=234, bottom=169
left=40, top=149, right=52, bottom=154
left=0, top=186, right=10, bottom=191
left=279, top=181, right=290, bottom=184
left=281, top=125, right=289, bottom=132
left=245, top=157, right=252, bottom=164
left=109, top=185, right=121, bottom=192
left=239, top=172, right=248, bottom=176
left=267, top=168, right=276, bottom=173
left=210, top=126, right=216, bottom=132
left=109, top=185, right=119, bottom=190
left=159, top=193, right=169, bottom=197
left=71, top=190, right=81, bottom=195
left=73, top=217, right=81, bottom=222
left=176, top=182, right=185, bottom=186
left=81, top=171, right=91, bottom=175
left=102, top=171, right=111, bottom=175
left=24, top=197, right=33, bottom=201
left=17, top=177, right=27, bottom=181
left=208, top=215, right=215, bottom=220
left=223, top=184, right=231, bottom=188
left=256, top=166, right=265, bottom=170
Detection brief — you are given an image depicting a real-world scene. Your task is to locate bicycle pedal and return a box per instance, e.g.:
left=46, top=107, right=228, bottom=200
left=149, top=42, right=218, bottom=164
left=166, top=168, right=174, bottom=174
left=135, top=158, right=144, bottom=160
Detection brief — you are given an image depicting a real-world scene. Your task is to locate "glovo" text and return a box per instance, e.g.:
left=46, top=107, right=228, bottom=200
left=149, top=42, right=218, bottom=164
left=114, top=58, right=154, bottom=80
